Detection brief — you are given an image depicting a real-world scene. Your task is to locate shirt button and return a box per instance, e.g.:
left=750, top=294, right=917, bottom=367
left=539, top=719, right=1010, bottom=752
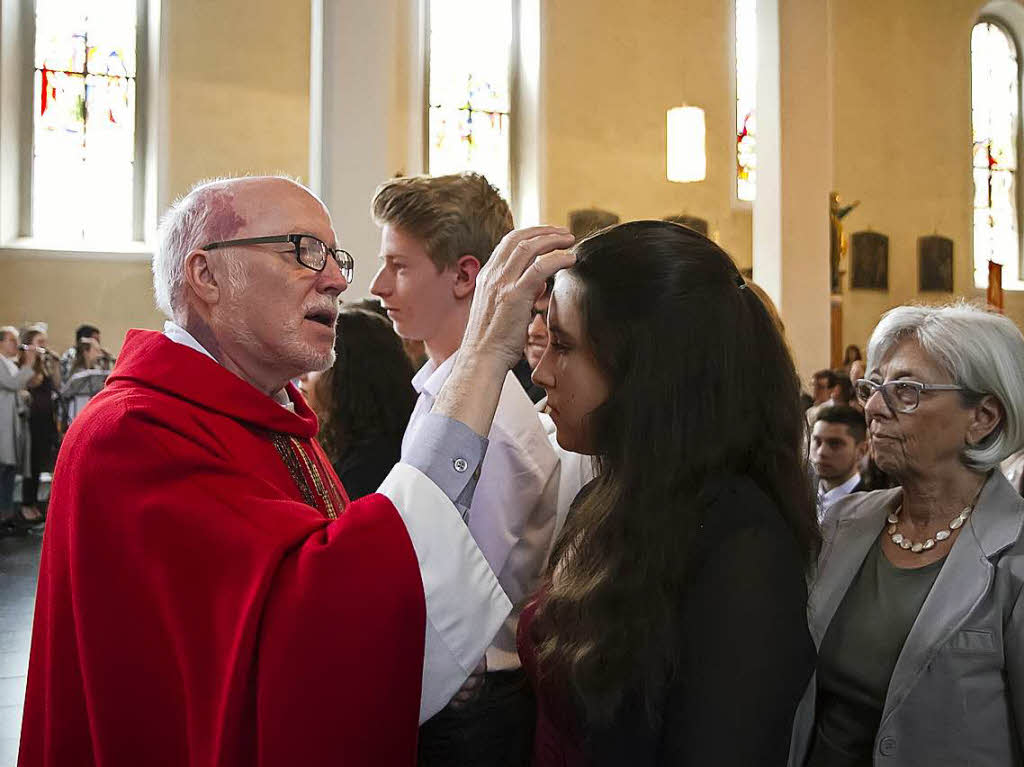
left=878, top=737, right=897, bottom=756
left=453, top=457, right=469, bottom=473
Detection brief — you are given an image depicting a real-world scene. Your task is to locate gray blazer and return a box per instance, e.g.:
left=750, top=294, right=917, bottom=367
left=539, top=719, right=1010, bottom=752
left=789, top=470, right=1024, bottom=766
left=0, top=358, right=33, bottom=468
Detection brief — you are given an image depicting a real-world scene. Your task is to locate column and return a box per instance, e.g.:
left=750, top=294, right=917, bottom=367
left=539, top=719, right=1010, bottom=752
left=309, top=0, right=425, bottom=299
left=753, top=0, right=833, bottom=384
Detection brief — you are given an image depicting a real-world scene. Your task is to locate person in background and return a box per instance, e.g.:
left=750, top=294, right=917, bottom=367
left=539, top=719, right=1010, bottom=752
left=512, top=278, right=552, bottom=404
left=19, top=324, right=59, bottom=524
left=370, top=171, right=559, bottom=766
left=519, top=221, right=817, bottom=765
left=832, top=375, right=856, bottom=408
left=0, top=326, right=35, bottom=536
left=301, top=306, right=417, bottom=500
left=842, top=343, right=862, bottom=371
left=59, top=335, right=109, bottom=428
left=789, top=303, right=1024, bottom=767
left=845, top=357, right=897, bottom=492
left=807, top=369, right=852, bottom=428
left=348, top=297, right=427, bottom=369
left=809, top=404, right=867, bottom=522
left=59, top=324, right=113, bottom=382
left=847, top=359, right=866, bottom=412
left=810, top=369, right=837, bottom=407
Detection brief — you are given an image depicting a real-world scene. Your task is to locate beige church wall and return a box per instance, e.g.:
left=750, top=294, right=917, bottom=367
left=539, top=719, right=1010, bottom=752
left=0, top=257, right=158, bottom=355
left=832, top=0, right=1024, bottom=356
left=164, top=0, right=312, bottom=201
left=539, top=0, right=753, bottom=269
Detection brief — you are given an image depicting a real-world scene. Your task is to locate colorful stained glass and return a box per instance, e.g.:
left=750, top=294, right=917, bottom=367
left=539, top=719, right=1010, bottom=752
left=427, top=0, right=513, bottom=203
left=32, top=0, right=138, bottom=242
left=736, top=0, right=757, bottom=202
left=972, top=21, right=1020, bottom=288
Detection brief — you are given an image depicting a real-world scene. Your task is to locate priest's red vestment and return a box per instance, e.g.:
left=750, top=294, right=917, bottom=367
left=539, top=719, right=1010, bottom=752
left=18, top=329, right=506, bottom=766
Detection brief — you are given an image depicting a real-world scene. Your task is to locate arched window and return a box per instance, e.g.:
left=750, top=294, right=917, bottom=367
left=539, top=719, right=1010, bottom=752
left=426, top=0, right=514, bottom=205
left=31, top=0, right=142, bottom=243
left=972, top=19, right=1020, bottom=287
left=735, top=0, right=757, bottom=202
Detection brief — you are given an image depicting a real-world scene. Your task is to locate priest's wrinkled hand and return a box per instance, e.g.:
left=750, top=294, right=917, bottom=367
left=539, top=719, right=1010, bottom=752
left=462, top=226, right=575, bottom=371
left=432, top=226, right=575, bottom=437
left=447, top=655, right=487, bottom=710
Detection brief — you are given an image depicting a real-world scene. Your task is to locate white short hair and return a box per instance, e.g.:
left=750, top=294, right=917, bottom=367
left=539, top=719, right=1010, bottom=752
left=867, top=302, right=1024, bottom=470
left=152, top=177, right=238, bottom=320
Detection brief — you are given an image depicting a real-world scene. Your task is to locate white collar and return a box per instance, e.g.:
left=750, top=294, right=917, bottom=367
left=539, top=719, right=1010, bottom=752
left=163, top=321, right=217, bottom=362
left=819, top=471, right=861, bottom=503
left=411, top=353, right=457, bottom=398
left=163, top=320, right=293, bottom=410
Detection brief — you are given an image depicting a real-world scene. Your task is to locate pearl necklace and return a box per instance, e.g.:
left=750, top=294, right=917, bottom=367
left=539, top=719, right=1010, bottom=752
left=887, top=503, right=972, bottom=553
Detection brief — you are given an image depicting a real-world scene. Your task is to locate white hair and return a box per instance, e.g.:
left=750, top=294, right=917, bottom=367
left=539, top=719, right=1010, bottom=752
left=153, top=177, right=235, bottom=321
left=152, top=174, right=307, bottom=321
left=867, top=301, right=1024, bottom=470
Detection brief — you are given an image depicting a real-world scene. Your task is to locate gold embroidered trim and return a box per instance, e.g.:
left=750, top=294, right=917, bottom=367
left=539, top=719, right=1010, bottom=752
left=271, top=433, right=317, bottom=509
left=288, top=436, right=339, bottom=520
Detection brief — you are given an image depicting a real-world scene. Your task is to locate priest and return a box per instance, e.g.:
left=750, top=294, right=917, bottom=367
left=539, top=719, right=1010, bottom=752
left=18, top=176, right=575, bottom=766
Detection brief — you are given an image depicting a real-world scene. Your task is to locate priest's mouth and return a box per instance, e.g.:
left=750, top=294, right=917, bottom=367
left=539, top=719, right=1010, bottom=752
left=304, top=309, right=337, bottom=328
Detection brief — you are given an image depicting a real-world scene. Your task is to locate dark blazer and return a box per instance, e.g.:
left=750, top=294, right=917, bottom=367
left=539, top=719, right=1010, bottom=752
left=583, top=474, right=815, bottom=766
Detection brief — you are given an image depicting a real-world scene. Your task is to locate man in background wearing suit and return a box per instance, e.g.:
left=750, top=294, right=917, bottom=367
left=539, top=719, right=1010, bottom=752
left=810, top=404, right=868, bottom=521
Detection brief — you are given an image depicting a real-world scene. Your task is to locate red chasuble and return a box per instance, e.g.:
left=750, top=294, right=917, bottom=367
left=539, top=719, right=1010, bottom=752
left=19, top=330, right=427, bottom=766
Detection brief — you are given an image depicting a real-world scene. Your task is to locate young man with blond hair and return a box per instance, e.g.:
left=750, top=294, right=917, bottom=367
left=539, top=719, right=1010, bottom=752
left=371, top=172, right=559, bottom=764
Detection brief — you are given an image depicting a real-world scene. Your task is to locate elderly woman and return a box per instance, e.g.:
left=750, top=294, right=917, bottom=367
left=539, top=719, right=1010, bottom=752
left=789, top=303, right=1024, bottom=766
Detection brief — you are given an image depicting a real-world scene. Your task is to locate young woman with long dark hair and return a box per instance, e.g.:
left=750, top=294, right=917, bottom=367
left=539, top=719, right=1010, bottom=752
left=517, top=220, right=819, bottom=766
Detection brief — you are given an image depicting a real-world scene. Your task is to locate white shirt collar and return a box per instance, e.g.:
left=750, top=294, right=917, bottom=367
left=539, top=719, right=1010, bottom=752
left=819, top=471, right=862, bottom=506
left=163, top=320, right=293, bottom=410
left=411, top=353, right=457, bottom=398
left=163, top=321, right=217, bottom=362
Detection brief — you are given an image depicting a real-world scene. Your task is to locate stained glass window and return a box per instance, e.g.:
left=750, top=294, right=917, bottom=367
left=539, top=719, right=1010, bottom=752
left=972, top=21, right=1020, bottom=287
left=736, top=0, right=757, bottom=202
left=32, top=0, right=138, bottom=243
left=427, top=0, right=513, bottom=204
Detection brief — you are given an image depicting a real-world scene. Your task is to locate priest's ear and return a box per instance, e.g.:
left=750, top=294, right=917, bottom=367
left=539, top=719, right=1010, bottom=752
left=183, top=248, right=226, bottom=309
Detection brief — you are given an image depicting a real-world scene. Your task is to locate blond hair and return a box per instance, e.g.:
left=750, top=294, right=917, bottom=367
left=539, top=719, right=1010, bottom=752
left=371, top=172, right=513, bottom=271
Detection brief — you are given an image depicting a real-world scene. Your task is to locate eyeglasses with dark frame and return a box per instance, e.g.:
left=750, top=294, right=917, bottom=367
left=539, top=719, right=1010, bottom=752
left=203, top=234, right=353, bottom=282
left=854, top=378, right=966, bottom=414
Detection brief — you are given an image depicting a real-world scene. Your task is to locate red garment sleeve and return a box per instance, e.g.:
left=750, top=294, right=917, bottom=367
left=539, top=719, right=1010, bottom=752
left=256, top=497, right=426, bottom=765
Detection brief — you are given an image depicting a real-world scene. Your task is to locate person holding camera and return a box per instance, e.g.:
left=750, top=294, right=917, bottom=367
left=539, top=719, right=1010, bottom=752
left=1, top=326, right=35, bottom=534
left=19, top=324, right=60, bottom=524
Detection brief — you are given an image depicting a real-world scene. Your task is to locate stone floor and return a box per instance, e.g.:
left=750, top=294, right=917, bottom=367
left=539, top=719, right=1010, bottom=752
left=0, top=528, right=43, bottom=767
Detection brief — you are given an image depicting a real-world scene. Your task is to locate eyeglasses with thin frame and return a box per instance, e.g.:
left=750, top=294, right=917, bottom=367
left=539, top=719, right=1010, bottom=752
left=854, top=378, right=966, bottom=414
left=203, top=234, right=353, bottom=282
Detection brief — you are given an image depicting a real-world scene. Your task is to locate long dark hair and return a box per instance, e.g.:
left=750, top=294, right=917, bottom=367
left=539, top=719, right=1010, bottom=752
left=314, top=308, right=417, bottom=462
left=534, top=220, right=819, bottom=724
